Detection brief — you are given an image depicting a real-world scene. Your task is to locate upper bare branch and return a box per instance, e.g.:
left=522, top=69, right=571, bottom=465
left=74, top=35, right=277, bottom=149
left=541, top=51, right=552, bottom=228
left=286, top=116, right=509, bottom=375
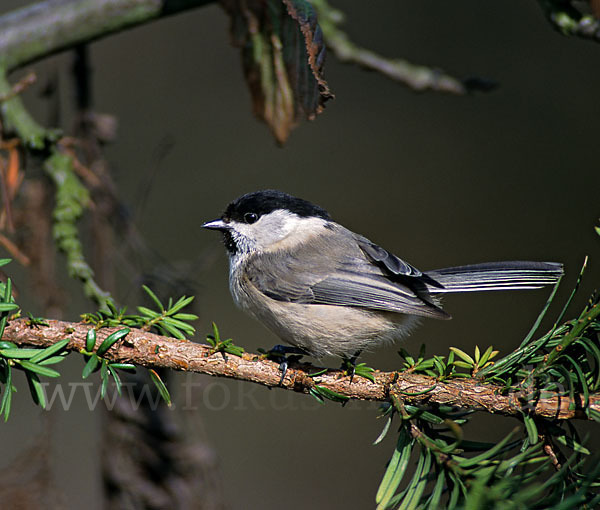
left=0, top=0, right=214, bottom=73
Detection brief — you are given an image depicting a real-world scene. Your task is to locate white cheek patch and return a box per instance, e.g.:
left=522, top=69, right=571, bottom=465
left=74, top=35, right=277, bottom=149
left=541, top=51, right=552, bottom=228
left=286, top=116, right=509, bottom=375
left=228, top=210, right=330, bottom=255
left=270, top=217, right=329, bottom=251
left=257, top=211, right=329, bottom=252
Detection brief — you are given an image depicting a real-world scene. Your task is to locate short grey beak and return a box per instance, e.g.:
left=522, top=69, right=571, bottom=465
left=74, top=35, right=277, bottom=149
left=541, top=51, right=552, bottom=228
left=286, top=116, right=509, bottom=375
left=202, top=219, right=229, bottom=231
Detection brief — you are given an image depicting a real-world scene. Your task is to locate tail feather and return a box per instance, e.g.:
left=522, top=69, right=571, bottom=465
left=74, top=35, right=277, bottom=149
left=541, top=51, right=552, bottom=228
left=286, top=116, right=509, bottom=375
left=425, top=261, right=563, bottom=293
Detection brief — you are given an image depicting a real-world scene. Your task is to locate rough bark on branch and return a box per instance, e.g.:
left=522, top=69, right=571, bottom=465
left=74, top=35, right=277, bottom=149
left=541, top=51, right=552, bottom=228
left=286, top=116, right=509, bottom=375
left=3, top=318, right=598, bottom=421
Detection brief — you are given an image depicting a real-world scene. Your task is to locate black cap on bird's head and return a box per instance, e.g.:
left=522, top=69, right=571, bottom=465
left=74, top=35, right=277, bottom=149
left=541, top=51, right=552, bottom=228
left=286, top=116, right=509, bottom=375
left=202, top=190, right=331, bottom=253
left=223, top=190, right=331, bottom=223
left=203, top=190, right=330, bottom=230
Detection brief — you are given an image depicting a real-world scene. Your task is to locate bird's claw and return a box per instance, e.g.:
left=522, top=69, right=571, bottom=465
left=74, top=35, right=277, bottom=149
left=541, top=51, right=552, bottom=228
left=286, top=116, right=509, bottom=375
left=263, top=345, right=307, bottom=386
left=341, top=350, right=362, bottom=383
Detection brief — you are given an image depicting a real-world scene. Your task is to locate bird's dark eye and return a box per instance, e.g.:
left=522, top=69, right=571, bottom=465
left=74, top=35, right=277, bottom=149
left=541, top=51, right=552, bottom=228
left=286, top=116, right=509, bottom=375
left=244, top=212, right=259, bottom=224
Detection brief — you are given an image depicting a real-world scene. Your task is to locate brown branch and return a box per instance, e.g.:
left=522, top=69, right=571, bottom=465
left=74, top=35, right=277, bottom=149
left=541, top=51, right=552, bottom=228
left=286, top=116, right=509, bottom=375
left=0, top=0, right=215, bottom=73
left=0, top=232, right=30, bottom=266
left=3, top=318, right=599, bottom=421
left=311, top=0, right=469, bottom=94
left=543, top=441, right=562, bottom=470
left=0, top=72, right=36, bottom=102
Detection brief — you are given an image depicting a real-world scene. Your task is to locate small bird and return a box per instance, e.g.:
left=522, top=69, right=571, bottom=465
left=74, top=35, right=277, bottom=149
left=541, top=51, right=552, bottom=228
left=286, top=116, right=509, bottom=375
left=203, top=190, right=563, bottom=360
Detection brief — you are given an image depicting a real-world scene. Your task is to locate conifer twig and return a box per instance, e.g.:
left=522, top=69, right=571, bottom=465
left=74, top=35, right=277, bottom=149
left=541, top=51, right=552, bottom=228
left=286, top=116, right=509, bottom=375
left=3, top=318, right=599, bottom=421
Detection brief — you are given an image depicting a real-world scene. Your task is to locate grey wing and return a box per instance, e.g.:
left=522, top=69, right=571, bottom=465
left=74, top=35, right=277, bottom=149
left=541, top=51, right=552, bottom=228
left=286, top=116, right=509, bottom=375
left=354, top=234, right=423, bottom=277
left=355, top=234, right=444, bottom=289
left=310, top=272, right=448, bottom=318
left=245, top=232, right=448, bottom=319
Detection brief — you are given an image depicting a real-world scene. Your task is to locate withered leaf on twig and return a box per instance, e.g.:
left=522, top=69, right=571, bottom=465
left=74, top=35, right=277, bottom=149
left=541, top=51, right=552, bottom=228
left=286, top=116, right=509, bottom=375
left=221, top=0, right=334, bottom=144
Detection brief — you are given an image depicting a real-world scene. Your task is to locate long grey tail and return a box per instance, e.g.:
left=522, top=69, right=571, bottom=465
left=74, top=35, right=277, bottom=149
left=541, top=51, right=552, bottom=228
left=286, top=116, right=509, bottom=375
left=425, top=261, right=563, bottom=293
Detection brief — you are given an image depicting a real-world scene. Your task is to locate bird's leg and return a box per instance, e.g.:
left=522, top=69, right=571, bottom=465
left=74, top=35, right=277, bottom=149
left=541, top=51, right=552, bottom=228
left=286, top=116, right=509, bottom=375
left=341, top=350, right=363, bottom=383
left=263, top=345, right=307, bottom=385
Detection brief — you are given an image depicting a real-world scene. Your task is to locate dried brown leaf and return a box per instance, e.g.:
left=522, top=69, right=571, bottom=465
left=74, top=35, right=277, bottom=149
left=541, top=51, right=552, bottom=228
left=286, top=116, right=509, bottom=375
left=221, top=0, right=333, bottom=143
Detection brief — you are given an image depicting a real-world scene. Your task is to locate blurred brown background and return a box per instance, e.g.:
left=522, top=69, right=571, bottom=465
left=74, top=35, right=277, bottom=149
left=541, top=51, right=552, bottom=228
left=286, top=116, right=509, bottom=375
left=1, top=1, right=599, bottom=509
